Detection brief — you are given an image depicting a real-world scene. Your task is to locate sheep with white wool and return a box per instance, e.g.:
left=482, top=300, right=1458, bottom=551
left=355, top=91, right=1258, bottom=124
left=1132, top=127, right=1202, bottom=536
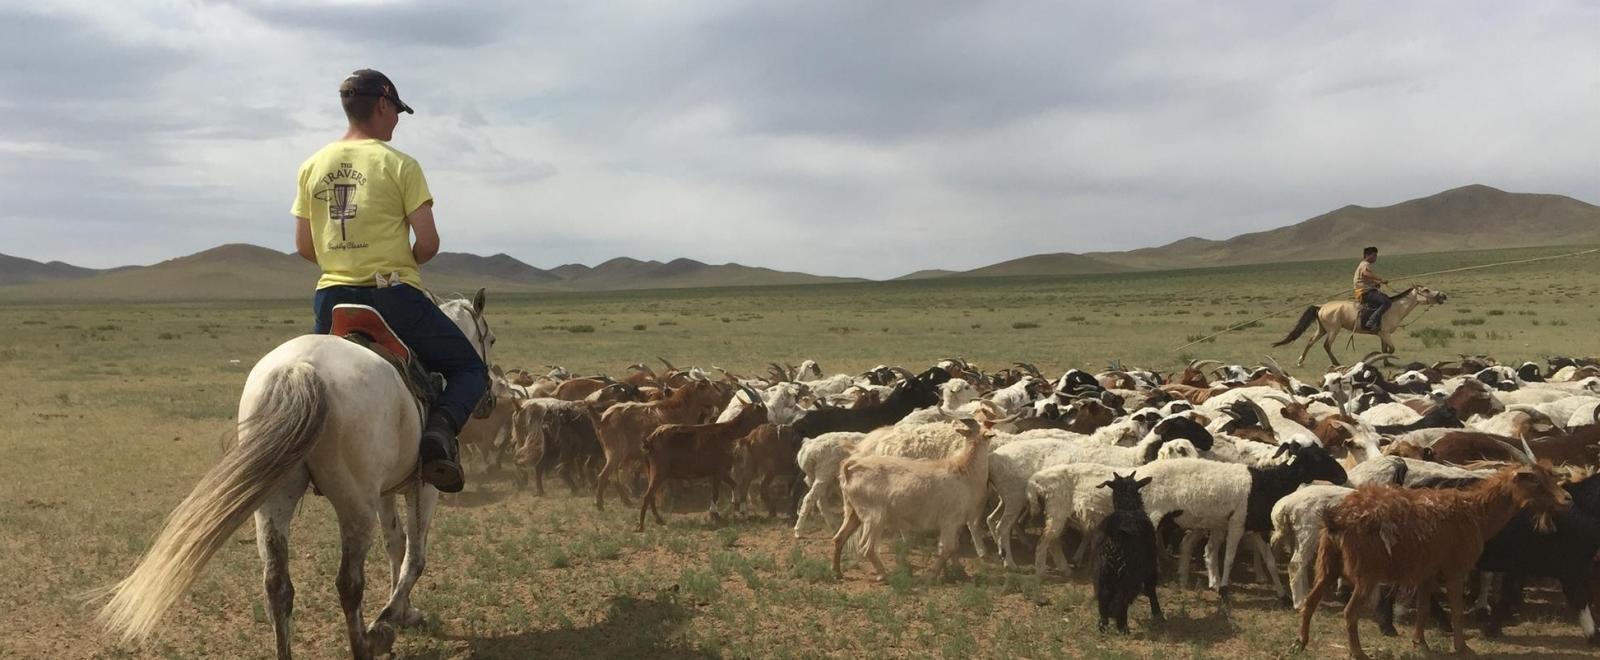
left=792, top=432, right=866, bottom=537
left=1027, top=444, right=1346, bottom=599
left=1270, top=484, right=1355, bottom=609
left=985, top=415, right=1214, bottom=569
left=850, top=418, right=1017, bottom=556
left=831, top=419, right=996, bottom=581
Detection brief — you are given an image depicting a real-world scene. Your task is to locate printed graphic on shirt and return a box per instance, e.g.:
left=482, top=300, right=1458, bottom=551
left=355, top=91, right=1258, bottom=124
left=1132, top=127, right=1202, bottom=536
left=311, top=163, right=370, bottom=250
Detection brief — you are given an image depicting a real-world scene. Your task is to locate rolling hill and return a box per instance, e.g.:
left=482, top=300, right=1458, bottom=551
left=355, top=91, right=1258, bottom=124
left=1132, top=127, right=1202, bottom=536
left=5, top=184, right=1596, bottom=299
left=0, top=246, right=860, bottom=301
left=0, top=244, right=536, bottom=301
left=901, top=184, right=1600, bottom=279
left=1087, top=184, right=1600, bottom=270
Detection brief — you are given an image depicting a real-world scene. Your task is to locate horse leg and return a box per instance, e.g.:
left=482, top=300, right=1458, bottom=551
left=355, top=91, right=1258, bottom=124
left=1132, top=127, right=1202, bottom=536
left=1323, top=327, right=1342, bottom=366
left=1298, top=324, right=1326, bottom=367
left=254, top=464, right=309, bottom=660
left=333, top=498, right=382, bottom=660
left=375, top=482, right=437, bottom=630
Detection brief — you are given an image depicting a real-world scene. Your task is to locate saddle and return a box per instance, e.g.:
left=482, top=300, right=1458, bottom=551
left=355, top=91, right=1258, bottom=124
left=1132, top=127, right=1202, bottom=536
left=329, top=304, right=441, bottom=409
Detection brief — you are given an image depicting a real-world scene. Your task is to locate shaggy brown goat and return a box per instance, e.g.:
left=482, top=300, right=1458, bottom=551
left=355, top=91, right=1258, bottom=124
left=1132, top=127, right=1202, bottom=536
left=593, top=379, right=725, bottom=510
left=731, top=423, right=802, bottom=517
left=1297, top=456, right=1572, bottom=659
left=636, top=390, right=769, bottom=531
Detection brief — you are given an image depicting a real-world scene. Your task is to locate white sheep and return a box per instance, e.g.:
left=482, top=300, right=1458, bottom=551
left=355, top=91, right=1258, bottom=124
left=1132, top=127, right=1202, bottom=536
left=831, top=420, right=994, bottom=581
left=717, top=381, right=810, bottom=426
left=1345, top=455, right=1496, bottom=487
left=851, top=421, right=998, bottom=557
left=1270, top=484, right=1354, bottom=610
left=985, top=415, right=1209, bottom=569
left=792, top=431, right=866, bottom=537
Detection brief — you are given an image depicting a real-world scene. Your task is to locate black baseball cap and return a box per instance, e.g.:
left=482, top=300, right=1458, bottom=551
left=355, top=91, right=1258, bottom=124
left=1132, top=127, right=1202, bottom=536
left=340, top=69, right=413, bottom=114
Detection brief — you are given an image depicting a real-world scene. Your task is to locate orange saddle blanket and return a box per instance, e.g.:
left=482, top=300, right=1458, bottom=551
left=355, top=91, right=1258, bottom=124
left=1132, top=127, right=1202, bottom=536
left=329, top=304, right=412, bottom=363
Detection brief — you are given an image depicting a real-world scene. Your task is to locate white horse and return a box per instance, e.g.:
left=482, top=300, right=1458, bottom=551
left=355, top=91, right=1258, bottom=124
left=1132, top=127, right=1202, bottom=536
left=97, top=289, right=495, bottom=660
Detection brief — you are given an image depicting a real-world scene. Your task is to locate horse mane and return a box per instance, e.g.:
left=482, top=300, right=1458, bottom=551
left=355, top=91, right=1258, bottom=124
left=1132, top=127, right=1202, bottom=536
left=1391, top=286, right=1417, bottom=299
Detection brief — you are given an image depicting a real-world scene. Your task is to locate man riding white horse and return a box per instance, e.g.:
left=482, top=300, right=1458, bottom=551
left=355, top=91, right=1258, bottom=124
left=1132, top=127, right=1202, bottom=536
left=1354, top=246, right=1390, bottom=332
left=291, top=69, right=485, bottom=493
left=99, top=70, right=496, bottom=659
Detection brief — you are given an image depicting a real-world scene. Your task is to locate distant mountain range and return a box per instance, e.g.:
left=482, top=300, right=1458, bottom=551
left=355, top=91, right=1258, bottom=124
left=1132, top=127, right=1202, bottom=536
left=0, top=244, right=861, bottom=300
left=896, top=184, right=1600, bottom=279
left=3, top=184, right=1597, bottom=299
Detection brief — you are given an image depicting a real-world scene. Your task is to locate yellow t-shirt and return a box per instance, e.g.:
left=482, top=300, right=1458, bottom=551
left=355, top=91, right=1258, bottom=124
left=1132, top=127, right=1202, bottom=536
left=292, top=139, right=433, bottom=290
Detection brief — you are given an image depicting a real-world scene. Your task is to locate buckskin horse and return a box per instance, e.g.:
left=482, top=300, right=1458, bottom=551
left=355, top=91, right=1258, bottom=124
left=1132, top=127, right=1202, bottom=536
left=1273, top=286, right=1448, bottom=367
left=97, top=289, right=495, bottom=660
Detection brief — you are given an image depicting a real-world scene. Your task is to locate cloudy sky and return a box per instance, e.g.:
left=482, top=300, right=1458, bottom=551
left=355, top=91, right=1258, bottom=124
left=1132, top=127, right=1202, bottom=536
left=2, top=1, right=1596, bottom=279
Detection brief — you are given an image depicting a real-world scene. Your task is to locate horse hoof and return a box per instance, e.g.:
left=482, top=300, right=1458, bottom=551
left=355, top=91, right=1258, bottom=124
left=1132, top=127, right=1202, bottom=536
left=400, top=607, right=426, bottom=628
left=366, top=622, right=397, bottom=656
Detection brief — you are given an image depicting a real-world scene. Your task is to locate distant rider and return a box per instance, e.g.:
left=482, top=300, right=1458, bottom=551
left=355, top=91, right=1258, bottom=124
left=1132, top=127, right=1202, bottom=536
left=1354, top=246, right=1390, bottom=332
left=290, top=69, right=484, bottom=493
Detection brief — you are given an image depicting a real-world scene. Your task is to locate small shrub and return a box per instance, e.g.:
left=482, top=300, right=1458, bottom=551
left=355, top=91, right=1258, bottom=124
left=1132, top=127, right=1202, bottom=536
left=1410, top=327, right=1456, bottom=348
left=565, top=325, right=595, bottom=333
left=679, top=568, right=721, bottom=602
left=632, top=324, right=647, bottom=331
left=158, top=332, right=179, bottom=340
left=658, top=320, right=678, bottom=326
left=1549, top=319, right=1569, bottom=327
left=540, top=547, right=570, bottom=569
left=1451, top=318, right=1485, bottom=326
left=1487, top=310, right=1506, bottom=316
left=95, top=324, right=120, bottom=331
left=1011, top=321, right=1040, bottom=330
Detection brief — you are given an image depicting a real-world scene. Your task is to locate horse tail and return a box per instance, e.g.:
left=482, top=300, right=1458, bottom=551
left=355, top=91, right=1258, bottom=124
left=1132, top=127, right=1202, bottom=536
left=1272, top=306, right=1322, bottom=347
left=96, top=362, right=328, bottom=642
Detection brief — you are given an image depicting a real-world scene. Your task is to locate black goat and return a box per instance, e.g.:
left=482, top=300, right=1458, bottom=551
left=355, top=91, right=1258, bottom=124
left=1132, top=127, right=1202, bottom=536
left=1477, top=472, right=1600, bottom=645
left=1095, top=472, right=1163, bottom=633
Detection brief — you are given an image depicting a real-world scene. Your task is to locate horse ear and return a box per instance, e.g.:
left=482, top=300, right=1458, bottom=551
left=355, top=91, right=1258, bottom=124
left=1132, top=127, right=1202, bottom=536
left=473, top=288, right=487, bottom=314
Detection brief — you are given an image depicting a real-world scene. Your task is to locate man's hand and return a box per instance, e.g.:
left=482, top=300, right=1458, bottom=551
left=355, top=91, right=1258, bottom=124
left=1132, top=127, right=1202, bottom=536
left=408, top=201, right=439, bottom=264
left=293, top=216, right=317, bottom=263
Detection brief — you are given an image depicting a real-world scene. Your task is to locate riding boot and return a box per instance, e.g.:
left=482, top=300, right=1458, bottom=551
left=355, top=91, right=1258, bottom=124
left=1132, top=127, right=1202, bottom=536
left=419, top=409, right=465, bottom=493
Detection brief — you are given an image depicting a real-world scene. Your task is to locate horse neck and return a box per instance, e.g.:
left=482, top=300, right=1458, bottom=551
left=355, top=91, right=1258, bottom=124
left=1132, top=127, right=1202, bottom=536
left=1384, top=291, right=1421, bottom=323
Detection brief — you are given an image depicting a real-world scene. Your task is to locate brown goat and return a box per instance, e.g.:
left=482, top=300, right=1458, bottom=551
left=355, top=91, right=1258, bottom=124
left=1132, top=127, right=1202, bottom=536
left=636, top=394, right=769, bottom=531
left=1385, top=431, right=1524, bottom=465
left=594, top=379, right=725, bottom=510
left=1158, top=383, right=1228, bottom=406
left=731, top=423, right=802, bottom=517
left=1297, top=460, right=1572, bottom=659
left=556, top=377, right=612, bottom=401
left=1065, top=398, right=1120, bottom=434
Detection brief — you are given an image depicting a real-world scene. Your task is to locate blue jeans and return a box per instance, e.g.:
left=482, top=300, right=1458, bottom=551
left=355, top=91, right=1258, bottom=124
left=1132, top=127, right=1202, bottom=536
left=313, top=284, right=488, bottom=429
left=1361, top=289, right=1391, bottom=330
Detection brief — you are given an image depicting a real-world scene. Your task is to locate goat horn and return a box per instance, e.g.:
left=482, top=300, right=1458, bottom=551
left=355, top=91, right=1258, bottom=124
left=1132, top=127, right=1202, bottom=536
left=656, top=357, right=678, bottom=372
left=1520, top=437, right=1538, bottom=465
left=889, top=366, right=916, bottom=380
left=1190, top=359, right=1224, bottom=371
left=1263, top=355, right=1288, bottom=379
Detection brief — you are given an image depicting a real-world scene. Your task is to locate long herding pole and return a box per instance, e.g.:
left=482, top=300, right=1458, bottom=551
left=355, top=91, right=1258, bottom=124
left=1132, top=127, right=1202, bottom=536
left=1171, top=247, right=1600, bottom=353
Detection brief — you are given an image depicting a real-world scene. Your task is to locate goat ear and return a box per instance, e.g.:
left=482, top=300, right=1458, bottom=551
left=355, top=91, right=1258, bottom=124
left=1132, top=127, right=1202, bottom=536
left=1135, top=476, right=1153, bottom=488
left=1097, top=480, right=1113, bottom=489
left=1272, top=443, right=1291, bottom=458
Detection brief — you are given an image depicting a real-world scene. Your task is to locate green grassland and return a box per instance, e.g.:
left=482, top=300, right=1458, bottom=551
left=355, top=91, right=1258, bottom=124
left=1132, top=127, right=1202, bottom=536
left=3, top=245, right=1599, bottom=658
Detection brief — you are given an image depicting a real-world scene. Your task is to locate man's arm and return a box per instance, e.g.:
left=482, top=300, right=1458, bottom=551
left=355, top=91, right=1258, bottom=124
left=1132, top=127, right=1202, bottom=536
left=293, top=216, right=317, bottom=263
left=408, top=201, right=439, bottom=265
